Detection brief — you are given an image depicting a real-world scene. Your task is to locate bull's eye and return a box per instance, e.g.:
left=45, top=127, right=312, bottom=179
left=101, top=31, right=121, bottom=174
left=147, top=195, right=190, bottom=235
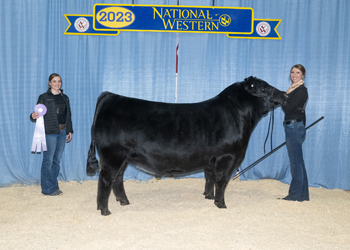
left=261, top=88, right=265, bottom=92
left=251, top=84, right=254, bottom=88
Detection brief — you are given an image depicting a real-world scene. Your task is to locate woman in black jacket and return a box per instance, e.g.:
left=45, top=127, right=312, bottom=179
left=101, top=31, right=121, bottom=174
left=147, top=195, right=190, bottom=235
left=31, top=73, right=73, bottom=196
left=280, top=64, right=309, bottom=201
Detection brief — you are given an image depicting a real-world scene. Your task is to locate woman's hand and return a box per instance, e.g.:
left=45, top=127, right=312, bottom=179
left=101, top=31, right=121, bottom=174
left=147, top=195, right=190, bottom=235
left=31, top=112, right=40, bottom=120
left=66, top=133, right=72, bottom=143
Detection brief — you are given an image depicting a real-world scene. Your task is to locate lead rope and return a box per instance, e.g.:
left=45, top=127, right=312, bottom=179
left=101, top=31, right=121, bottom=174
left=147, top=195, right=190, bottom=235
left=263, top=109, right=274, bottom=154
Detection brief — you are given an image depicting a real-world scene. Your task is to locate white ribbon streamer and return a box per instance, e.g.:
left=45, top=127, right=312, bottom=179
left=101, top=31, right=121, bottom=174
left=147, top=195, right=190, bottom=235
left=31, top=116, right=47, bottom=152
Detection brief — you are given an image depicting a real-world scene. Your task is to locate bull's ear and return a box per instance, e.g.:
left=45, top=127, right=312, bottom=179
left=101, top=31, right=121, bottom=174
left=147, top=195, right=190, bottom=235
left=244, top=76, right=254, bottom=82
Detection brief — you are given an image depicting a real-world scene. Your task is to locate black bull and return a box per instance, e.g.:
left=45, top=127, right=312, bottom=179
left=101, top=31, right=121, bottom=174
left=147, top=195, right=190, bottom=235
left=87, top=76, right=286, bottom=215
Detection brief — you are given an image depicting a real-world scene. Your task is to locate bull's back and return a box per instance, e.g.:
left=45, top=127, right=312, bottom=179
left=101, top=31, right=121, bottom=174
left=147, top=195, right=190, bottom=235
left=95, top=94, right=228, bottom=145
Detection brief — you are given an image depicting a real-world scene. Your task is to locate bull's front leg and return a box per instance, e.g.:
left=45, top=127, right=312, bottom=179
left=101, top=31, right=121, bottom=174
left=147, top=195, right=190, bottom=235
left=214, top=178, right=229, bottom=208
left=97, top=168, right=113, bottom=215
left=213, top=154, right=237, bottom=209
left=203, top=166, right=215, bottom=199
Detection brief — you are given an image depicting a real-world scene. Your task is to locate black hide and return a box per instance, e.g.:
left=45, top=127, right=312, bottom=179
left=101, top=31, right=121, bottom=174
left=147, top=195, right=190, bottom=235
left=87, top=76, right=286, bottom=215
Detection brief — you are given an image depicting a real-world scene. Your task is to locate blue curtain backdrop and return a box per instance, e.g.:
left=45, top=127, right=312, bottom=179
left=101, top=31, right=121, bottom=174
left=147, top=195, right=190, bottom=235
left=0, top=0, right=349, bottom=189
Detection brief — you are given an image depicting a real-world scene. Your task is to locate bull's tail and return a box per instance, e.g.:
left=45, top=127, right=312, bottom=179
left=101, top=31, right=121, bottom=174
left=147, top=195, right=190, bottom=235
left=86, top=92, right=110, bottom=176
left=86, top=132, right=99, bottom=176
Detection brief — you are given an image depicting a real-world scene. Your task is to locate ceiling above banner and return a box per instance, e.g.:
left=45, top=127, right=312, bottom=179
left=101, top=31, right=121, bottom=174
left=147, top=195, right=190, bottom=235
left=64, top=4, right=281, bottom=39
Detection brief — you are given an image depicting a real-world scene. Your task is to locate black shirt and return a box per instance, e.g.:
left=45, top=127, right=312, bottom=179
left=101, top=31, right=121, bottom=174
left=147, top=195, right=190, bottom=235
left=53, top=93, right=66, bottom=124
left=282, top=85, right=308, bottom=125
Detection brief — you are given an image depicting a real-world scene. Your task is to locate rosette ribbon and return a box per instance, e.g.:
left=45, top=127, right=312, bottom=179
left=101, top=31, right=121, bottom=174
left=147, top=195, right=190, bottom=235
left=31, top=104, right=47, bottom=153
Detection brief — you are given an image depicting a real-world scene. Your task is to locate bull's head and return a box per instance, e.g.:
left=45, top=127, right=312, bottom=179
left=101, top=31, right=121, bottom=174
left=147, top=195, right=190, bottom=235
left=243, top=76, right=287, bottom=109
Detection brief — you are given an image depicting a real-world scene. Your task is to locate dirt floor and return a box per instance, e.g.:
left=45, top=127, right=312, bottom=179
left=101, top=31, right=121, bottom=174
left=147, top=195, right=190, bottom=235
left=0, top=178, right=349, bottom=250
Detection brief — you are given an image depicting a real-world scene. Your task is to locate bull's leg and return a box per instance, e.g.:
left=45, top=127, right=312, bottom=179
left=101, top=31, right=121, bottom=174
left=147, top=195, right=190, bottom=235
left=214, top=177, right=231, bottom=208
left=213, top=155, right=239, bottom=209
left=203, top=166, right=215, bottom=199
left=97, top=167, right=115, bottom=216
left=112, top=161, right=130, bottom=206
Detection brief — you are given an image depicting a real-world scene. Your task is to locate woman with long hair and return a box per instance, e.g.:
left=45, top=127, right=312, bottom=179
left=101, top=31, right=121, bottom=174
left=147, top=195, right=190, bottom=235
left=280, top=64, right=309, bottom=201
left=30, top=73, right=73, bottom=196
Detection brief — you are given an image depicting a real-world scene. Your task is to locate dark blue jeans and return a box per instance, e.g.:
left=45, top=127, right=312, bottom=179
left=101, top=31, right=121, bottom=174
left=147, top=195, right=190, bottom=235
left=284, top=122, right=309, bottom=201
left=41, top=129, right=66, bottom=195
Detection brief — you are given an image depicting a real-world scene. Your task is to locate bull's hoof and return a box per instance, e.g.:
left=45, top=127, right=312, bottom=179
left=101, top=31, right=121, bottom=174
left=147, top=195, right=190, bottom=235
left=204, top=193, right=214, bottom=200
left=97, top=204, right=111, bottom=215
left=117, top=198, right=130, bottom=206
left=101, top=210, right=111, bottom=216
left=214, top=201, right=227, bottom=209
left=203, top=192, right=214, bottom=200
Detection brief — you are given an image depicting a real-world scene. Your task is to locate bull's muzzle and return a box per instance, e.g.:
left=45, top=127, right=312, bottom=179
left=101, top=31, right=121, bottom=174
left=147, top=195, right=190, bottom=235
left=271, top=88, right=287, bottom=105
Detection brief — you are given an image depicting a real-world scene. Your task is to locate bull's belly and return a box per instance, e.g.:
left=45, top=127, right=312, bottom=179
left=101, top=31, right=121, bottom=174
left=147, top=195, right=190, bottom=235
left=127, top=152, right=209, bottom=177
left=97, top=137, right=234, bottom=177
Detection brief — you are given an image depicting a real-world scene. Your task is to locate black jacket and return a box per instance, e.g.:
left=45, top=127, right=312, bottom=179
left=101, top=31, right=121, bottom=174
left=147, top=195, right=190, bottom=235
left=30, top=89, right=73, bottom=135
left=282, top=85, right=308, bottom=125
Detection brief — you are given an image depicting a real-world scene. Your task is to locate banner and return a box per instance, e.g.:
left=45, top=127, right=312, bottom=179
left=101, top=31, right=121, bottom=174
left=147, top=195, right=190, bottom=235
left=64, top=4, right=281, bottom=39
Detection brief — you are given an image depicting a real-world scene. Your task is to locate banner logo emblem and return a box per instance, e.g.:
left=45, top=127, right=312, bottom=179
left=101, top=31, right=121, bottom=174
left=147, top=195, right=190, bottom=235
left=219, top=14, right=231, bottom=27
left=74, top=17, right=89, bottom=32
left=256, top=21, right=271, bottom=36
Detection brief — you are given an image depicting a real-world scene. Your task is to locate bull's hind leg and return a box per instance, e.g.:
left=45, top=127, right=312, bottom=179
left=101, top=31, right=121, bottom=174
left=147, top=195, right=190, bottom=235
left=112, top=161, right=130, bottom=206
left=203, top=161, right=215, bottom=199
left=97, top=167, right=114, bottom=216
left=97, top=158, right=126, bottom=215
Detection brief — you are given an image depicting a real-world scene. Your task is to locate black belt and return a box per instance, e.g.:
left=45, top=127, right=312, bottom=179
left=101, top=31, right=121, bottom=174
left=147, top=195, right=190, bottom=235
left=283, top=119, right=302, bottom=126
